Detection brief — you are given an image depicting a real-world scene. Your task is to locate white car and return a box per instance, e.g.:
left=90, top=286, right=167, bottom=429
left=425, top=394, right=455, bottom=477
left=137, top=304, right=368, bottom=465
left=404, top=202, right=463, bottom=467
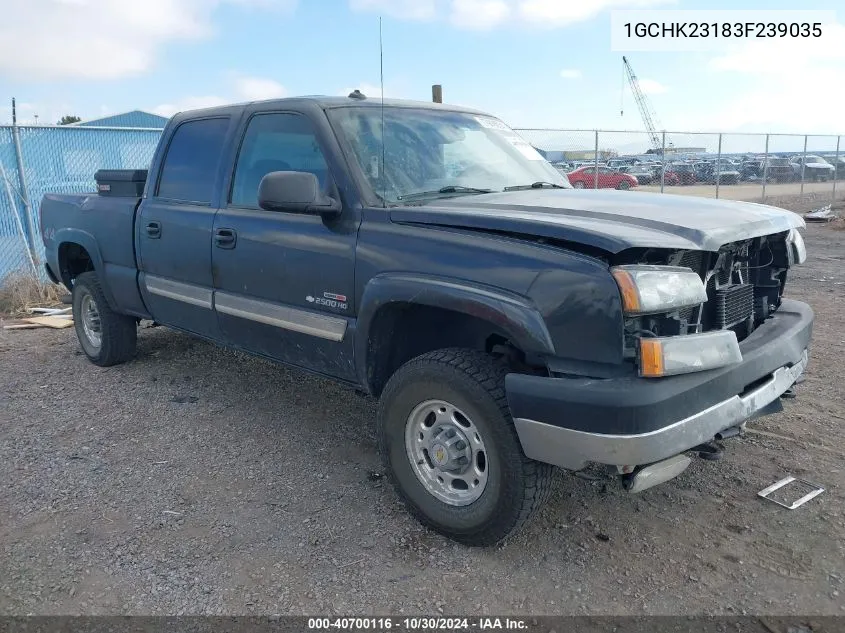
left=790, top=155, right=836, bottom=182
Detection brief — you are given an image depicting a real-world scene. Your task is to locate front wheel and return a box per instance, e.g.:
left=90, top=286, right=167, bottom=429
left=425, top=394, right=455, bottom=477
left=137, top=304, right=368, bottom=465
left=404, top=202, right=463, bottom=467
left=617, top=180, right=631, bottom=190
left=377, top=348, right=554, bottom=546
left=72, top=271, right=137, bottom=367
left=572, top=181, right=585, bottom=189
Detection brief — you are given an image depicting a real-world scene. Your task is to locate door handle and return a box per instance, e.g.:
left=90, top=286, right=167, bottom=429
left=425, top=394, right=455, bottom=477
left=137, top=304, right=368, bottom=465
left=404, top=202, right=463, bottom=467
left=145, top=221, right=161, bottom=239
left=214, top=228, right=237, bottom=249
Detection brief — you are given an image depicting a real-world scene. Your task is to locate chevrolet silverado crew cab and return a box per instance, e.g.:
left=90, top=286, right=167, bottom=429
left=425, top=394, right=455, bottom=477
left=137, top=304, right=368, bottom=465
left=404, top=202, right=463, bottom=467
left=40, top=94, right=813, bottom=546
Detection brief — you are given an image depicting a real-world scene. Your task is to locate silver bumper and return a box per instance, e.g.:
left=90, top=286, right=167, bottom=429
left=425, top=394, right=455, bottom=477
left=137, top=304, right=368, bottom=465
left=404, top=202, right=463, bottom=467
left=514, top=349, right=808, bottom=470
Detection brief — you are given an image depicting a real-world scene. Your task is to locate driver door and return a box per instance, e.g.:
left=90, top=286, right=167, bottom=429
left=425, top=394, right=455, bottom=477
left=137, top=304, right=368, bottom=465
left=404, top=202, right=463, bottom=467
left=211, top=109, right=360, bottom=380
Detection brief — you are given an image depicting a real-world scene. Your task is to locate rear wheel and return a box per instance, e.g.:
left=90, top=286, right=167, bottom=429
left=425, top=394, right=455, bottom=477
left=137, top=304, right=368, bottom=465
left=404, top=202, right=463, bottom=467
left=377, top=349, right=554, bottom=546
left=72, top=271, right=137, bottom=367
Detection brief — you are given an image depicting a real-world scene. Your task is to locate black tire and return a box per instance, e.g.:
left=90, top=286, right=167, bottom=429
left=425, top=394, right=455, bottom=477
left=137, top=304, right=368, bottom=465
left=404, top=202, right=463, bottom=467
left=72, top=271, right=137, bottom=367
left=572, top=181, right=585, bottom=189
left=617, top=180, right=631, bottom=190
left=377, top=348, right=554, bottom=546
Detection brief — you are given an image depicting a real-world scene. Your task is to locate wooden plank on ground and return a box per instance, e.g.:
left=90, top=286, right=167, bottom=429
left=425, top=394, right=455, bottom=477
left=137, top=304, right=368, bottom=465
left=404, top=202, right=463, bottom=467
left=24, top=316, right=75, bottom=329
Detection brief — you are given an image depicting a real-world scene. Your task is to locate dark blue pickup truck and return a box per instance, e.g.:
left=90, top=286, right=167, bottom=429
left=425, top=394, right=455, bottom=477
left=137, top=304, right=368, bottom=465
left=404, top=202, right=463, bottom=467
left=40, top=94, right=813, bottom=545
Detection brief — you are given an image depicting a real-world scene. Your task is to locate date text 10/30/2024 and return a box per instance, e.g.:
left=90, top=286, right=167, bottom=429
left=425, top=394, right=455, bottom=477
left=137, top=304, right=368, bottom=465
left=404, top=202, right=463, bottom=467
left=307, top=617, right=529, bottom=631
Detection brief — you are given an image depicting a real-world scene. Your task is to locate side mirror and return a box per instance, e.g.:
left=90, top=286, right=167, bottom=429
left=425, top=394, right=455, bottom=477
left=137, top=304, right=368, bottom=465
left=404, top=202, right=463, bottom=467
left=257, top=171, right=341, bottom=215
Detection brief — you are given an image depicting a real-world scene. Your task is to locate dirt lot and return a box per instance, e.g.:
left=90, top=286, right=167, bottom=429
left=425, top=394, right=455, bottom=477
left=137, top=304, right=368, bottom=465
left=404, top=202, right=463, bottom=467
left=639, top=180, right=841, bottom=202
left=1, top=221, right=843, bottom=617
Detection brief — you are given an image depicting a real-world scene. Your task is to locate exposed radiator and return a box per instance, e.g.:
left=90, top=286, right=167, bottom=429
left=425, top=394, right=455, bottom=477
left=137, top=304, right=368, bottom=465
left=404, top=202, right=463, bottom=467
left=715, top=283, right=754, bottom=329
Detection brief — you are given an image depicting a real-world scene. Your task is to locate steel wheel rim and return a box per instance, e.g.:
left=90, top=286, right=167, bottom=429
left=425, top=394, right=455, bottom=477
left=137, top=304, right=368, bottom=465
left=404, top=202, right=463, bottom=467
left=80, top=293, right=102, bottom=349
left=404, top=399, right=489, bottom=506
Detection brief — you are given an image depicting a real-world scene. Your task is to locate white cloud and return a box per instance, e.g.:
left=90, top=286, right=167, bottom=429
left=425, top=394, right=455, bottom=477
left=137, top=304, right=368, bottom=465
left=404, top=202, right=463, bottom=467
left=708, top=22, right=845, bottom=75
left=152, top=95, right=230, bottom=117
left=349, top=0, right=437, bottom=21
left=697, top=21, right=845, bottom=133
left=518, top=0, right=673, bottom=27
left=559, top=68, right=582, bottom=79
left=233, top=75, right=287, bottom=100
left=450, top=0, right=510, bottom=29
left=151, top=72, right=286, bottom=116
left=350, top=0, right=673, bottom=30
left=0, top=0, right=297, bottom=81
left=637, top=78, right=667, bottom=94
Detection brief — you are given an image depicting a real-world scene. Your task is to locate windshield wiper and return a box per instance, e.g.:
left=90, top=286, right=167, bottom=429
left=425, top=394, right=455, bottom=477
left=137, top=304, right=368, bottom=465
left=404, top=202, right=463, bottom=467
left=504, top=181, right=566, bottom=191
left=397, top=185, right=493, bottom=201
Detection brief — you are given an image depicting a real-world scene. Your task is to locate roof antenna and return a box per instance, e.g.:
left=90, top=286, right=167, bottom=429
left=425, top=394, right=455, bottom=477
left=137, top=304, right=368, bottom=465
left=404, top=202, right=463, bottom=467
left=379, top=16, right=387, bottom=208
left=378, top=16, right=387, bottom=208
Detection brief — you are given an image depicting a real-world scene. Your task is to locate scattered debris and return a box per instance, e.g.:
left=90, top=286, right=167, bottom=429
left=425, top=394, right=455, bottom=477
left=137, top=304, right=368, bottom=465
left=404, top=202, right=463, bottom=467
left=162, top=510, right=183, bottom=516
left=3, top=315, right=74, bottom=330
left=595, top=532, right=610, bottom=542
left=758, top=475, right=825, bottom=509
left=28, top=307, right=72, bottom=316
left=805, top=205, right=838, bottom=222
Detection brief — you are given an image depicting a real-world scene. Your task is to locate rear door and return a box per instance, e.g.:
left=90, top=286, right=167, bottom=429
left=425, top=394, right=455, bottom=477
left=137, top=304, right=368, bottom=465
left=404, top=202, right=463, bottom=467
left=137, top=116, right=232, bottom=339
left=211, top=108, right=360, bottom=380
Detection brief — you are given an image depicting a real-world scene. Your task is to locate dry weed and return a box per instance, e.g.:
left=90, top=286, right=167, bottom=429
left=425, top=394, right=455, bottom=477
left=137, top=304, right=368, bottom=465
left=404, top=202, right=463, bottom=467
left=0, top=272, right=65, bottom=316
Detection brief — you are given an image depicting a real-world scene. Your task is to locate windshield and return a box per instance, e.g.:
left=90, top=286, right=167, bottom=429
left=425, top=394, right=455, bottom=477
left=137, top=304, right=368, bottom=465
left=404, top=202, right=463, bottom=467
left=806, top=155, right=829, bottom=164
left=328, top=106, right=570, bottom=203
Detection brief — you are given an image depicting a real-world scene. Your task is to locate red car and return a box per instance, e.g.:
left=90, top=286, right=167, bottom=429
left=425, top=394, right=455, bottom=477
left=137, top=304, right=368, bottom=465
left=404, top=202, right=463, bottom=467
left=567, top=166, right=638, bottom=190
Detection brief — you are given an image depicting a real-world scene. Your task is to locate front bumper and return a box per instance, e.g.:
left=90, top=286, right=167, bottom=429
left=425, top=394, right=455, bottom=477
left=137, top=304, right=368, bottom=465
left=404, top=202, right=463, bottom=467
left=506, top=299, right=813, bottom=470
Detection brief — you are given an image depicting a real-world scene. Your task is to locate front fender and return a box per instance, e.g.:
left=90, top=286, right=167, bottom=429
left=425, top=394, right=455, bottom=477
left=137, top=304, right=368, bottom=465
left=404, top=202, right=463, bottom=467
left=355, top=273, right=555, bottom=387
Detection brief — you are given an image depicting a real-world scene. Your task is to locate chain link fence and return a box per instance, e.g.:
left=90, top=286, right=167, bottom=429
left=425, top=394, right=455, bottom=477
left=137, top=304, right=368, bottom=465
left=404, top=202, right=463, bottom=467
left=0, top=124, right=163, bottom=285
left=517, top=128, right=843, bottom=203
left=1, top=123, right=843, bottom=287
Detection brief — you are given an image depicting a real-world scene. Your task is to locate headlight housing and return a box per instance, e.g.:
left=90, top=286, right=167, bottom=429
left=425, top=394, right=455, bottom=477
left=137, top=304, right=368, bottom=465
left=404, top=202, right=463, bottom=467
left=611, top=265, right=708, bottom=315
left=786, top=229, right=807, bottom=265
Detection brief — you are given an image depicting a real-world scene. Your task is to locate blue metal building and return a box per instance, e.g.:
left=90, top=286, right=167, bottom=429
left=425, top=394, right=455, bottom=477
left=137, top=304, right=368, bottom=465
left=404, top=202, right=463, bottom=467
left=76, top=110, right=168, bottom=129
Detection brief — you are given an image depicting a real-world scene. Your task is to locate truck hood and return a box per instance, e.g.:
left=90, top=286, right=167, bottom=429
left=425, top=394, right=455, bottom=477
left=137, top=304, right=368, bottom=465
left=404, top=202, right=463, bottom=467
left=390, top=189, right=804, bottom=254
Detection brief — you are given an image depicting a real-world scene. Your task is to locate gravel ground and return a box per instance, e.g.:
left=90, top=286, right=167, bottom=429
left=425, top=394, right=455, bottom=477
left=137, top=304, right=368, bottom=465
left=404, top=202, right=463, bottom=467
left=1, top=223, right=843, bottom=617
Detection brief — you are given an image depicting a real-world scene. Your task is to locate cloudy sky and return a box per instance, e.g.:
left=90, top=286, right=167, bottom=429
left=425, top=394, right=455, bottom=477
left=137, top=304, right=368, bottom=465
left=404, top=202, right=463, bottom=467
left=1, top=0, right=843, bottom=138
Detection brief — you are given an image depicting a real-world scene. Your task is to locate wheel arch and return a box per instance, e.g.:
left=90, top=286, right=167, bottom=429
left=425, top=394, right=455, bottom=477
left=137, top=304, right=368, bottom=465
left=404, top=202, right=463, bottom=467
left=356, top=274, right=555, bottom=396
left=55, top=229, right=118, bottom=310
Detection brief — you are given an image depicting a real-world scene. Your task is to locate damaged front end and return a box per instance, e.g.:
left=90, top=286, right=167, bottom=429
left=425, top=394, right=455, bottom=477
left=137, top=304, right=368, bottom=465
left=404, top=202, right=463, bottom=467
left=613, top=229, right=803, bottom=368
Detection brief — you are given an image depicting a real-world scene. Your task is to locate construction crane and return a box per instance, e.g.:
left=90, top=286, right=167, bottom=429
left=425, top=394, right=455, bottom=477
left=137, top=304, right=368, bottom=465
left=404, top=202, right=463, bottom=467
left=622, top=55, right=666, bottom=153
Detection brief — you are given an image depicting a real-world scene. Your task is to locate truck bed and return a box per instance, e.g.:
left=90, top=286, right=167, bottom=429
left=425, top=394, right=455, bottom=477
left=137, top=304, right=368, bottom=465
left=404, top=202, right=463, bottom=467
left=41, top=192, right=148, bottom=317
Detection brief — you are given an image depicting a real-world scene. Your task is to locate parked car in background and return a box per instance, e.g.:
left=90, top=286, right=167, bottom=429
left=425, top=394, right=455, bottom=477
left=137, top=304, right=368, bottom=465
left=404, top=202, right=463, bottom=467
left=761, top=157, right=795, bottom=183
left=790, top=155, right=835, bottom=182
left=667, top=163, right=696, bottom=185
left=740, top=159, right=763, bottom=181
left=618, top=165, right=654, bottom=185
left=552, top=161, right=574, bottom=174
left=824, top=155, right=845, bottom=179
left=649, top=165, right=681, bottom=186
left=567, top=166, right=638, bottom=189
left=697, top=161, right=741, bottom=185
